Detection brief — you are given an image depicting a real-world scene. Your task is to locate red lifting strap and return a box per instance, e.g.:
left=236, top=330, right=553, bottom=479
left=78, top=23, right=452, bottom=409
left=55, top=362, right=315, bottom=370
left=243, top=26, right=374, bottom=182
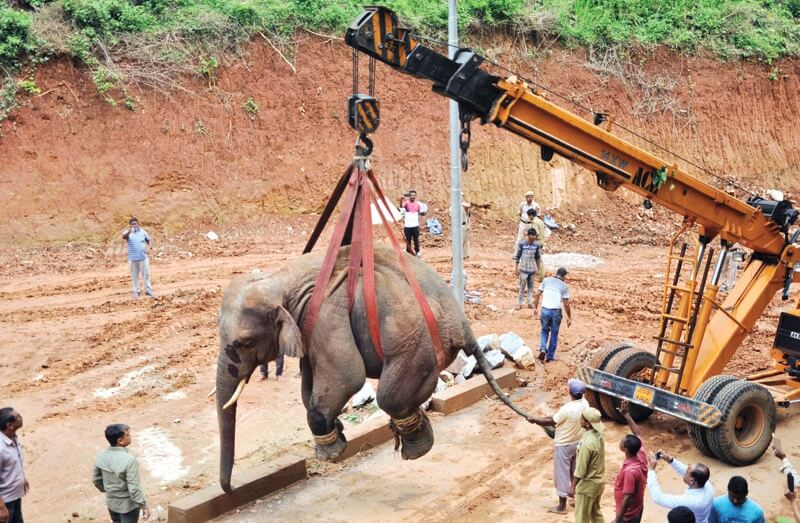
left=301, top=162, right=446, bottom=371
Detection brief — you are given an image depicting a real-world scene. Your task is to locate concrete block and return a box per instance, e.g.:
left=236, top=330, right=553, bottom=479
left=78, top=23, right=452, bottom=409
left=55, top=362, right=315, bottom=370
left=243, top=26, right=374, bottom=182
left=430, top=367, right=517, bottom=414
left=333, top=412, right=392, bottom=462
left=167, top=454, right=306, bottom=523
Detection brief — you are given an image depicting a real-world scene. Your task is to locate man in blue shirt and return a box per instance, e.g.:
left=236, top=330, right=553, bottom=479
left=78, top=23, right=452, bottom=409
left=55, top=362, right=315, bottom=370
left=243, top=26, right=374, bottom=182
left=122, top=217, right=155, bottom=298
left=709, top=476, right=765, bottom=523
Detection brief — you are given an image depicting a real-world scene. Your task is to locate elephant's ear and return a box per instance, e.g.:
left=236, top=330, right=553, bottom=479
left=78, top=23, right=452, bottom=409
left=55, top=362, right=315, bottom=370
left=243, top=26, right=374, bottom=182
left=277, top=306, right=304, bottom=358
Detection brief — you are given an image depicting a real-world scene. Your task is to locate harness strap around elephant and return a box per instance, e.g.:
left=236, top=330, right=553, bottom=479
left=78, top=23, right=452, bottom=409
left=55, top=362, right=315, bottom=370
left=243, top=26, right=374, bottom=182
left=301, top=160, right=447, bottom=371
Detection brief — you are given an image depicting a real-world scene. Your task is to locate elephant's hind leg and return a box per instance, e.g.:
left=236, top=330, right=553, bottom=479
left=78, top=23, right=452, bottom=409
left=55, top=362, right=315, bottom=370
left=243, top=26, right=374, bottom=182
left=377, top=352, right=438, bottom=460
left=390, top=409, right=434, bottom=460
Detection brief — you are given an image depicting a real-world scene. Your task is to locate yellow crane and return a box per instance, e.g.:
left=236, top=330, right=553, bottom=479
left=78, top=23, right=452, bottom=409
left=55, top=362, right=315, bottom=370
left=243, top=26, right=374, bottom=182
left=345, top=6, right=800, bottom=465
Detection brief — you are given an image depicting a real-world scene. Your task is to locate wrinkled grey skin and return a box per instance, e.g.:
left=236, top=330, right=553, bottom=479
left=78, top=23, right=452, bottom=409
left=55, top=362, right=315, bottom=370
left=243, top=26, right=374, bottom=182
left=216, top=245, right=526, bottom=493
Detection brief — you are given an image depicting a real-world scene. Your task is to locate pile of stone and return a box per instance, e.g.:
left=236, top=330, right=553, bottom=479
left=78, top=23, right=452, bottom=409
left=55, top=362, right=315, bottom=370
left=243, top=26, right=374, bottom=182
left=346, top=331, right=533, bottom=415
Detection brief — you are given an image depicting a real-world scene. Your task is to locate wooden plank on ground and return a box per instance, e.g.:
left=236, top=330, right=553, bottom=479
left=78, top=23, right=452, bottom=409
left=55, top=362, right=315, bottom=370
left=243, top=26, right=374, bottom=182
left=431, top=367, right=517, bottom=414
left=334, top=412, right=392, bottom=462
left=336, top=367, right=519, bottom=461
left=167, top=454, right=306, bottom=523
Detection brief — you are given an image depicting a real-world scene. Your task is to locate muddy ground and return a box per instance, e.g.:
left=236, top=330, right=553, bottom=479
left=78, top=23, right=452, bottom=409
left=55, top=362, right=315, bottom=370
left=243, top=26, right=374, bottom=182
left=1, top=222, right=797, bottom=523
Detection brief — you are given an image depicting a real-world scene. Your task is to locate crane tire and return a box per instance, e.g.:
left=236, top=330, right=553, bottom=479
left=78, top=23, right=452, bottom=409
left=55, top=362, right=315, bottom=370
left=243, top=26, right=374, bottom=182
left=584, top=343, right=633, bottom=415
left=599, top=349, right=657, bottom=423
left=707, top=380, right=776, bottom=466
left=687, top=375, right=738, bottom=458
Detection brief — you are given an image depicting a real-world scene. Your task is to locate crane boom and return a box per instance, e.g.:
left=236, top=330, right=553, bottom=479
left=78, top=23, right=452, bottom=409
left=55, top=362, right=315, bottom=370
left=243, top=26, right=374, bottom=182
left=345, top=6, right=800, bottom=466
left=345, top=7, right=796, bottom=255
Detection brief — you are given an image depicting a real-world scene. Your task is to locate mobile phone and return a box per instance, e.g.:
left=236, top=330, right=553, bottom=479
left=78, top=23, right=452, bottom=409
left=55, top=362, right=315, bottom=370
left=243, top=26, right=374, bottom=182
left=655, top=450, right=663, bottom=460
left=789, top=473, right=795, bottom=493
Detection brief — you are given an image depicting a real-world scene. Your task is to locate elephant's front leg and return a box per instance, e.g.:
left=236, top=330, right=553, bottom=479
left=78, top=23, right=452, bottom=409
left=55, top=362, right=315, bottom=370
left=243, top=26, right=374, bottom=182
left=377, top=350, right=439, bottom=460
left=305, top=321, right=366, bottom=461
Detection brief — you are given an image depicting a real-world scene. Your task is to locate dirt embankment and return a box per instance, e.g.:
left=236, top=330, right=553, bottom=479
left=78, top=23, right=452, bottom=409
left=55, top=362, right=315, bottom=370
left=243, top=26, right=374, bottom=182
left=1, top=37, right=799, bottom=248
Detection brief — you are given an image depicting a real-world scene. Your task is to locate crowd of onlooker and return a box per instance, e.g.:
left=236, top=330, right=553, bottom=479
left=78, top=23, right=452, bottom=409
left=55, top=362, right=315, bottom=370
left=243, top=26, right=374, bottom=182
left=527, top=378, right=797, bottom=522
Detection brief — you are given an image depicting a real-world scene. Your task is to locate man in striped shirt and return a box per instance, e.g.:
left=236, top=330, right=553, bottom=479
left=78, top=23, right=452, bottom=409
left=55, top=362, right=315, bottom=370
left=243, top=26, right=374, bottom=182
left=514, top=228, right=542, bottom=309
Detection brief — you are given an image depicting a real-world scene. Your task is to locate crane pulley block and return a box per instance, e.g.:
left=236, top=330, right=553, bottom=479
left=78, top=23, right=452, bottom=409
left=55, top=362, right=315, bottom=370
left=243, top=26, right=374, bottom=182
left=348, top=94, right=380, bottom=135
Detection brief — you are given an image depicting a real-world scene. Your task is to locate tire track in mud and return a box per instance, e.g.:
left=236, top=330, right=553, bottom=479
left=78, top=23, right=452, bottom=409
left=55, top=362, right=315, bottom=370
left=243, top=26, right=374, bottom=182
left=6, top=288, right=221, bottom=395
left=415, top=437, right=553, bottom=521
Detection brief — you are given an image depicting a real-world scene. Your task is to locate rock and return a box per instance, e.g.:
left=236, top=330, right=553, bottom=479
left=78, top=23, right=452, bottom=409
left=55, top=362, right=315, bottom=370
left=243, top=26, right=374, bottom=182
left=206, top=231, right=219, bottom=241
left=454, top=374, right=466, bottom=385
left=439, top=371, right=455, bottom=387
left=484, top=349, right=505, bottom=369
left=461, top=355, right=477, bottom=378
left=477, top=333, right=501, bottom=352
left=446, top=350, right=477, bottom=378
left=498, top=332, right=525, bottom=357
left=350, top=382, right=375, bottom=407
left=446, top=350, right=470, bottom=375
left=511, top=346, right=536, bottom=370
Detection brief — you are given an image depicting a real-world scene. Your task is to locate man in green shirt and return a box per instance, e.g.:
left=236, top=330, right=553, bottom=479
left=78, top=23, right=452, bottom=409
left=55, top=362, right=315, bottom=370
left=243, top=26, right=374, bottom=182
left=569, top=407, right=605, bottom=523
left=92, top=424, right=149, bottom=523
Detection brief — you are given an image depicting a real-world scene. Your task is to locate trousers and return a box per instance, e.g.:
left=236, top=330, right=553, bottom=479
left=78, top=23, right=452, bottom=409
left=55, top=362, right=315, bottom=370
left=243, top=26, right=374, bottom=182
left=3, top=499, right=23, bottom=523
left=129, top=259, right=153, bottom=296
left=260, top=354, right=285, bottom=377
left=404, top=226, right=420, bottom=255
left=574, top=492, right=604, bottom=523
left=518, top=271, right=536, bottom=304
left=540, top=307, right=563, bottom=361
left=109, top=507, right=140, bottom=523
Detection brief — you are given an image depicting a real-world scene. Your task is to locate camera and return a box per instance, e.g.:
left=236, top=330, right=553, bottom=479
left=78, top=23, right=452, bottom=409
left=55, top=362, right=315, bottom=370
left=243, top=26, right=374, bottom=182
left=655, top=450, right=663, bottom=460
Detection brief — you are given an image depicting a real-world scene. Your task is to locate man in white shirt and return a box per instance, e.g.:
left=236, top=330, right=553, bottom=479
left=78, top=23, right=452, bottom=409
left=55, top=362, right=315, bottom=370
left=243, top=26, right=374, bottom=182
left=647, top=451, right=714, bottom=523
left=533, top=267, right=572, bottom=362
left=527, top=378, right=589, bottom=514
left=515, top=191, right=542, bottom=246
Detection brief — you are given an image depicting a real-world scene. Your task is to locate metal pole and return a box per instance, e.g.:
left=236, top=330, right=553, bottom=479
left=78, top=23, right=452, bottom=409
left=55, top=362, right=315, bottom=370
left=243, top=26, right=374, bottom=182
left=448, top=0, right=464, bottom=308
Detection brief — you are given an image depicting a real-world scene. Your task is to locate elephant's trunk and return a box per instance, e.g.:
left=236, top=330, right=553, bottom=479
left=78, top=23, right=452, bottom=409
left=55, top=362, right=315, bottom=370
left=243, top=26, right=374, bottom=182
left=216, top=357, right=240, bottom=493
left=469, top=343, right=556, bottom=439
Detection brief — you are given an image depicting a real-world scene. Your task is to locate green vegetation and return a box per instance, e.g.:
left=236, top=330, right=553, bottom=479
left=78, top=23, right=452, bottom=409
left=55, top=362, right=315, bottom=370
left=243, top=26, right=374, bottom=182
left=0, top=0, right=798, bottom=106
left=0, top=6, right=35, bottom=68
left=542, top=0, right=800, bottom=62
left=242, top=96, right=259, bottom=119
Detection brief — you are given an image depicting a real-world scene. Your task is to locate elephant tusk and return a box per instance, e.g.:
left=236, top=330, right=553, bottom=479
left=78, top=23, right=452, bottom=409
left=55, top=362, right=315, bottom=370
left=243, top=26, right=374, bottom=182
left=207, top=387, right=216, bottom=399
left=222, top=379, right=246, bottom=410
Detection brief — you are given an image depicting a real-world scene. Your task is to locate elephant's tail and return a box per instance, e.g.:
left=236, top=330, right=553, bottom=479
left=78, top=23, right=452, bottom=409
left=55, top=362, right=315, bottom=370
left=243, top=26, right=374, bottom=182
left=468, top=342, right=556, bottom=439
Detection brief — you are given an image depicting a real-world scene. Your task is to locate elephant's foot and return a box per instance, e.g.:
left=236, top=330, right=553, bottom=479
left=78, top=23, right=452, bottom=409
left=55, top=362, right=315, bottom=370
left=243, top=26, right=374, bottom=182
left=390, top=409, right=433, bottom=460
left=313, top=419, right=346, bottom=461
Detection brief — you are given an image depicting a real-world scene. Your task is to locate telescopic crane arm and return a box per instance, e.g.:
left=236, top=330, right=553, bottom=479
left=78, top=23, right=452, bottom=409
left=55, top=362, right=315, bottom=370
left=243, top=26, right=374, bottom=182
left=345, top=6, right=797, bottom=257
left=345, top=7, right=800, bottom=407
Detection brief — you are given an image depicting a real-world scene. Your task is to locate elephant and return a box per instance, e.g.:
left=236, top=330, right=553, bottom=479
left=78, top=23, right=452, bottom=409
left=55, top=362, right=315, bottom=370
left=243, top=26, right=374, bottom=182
left=215, top=244, right=530, bottom=493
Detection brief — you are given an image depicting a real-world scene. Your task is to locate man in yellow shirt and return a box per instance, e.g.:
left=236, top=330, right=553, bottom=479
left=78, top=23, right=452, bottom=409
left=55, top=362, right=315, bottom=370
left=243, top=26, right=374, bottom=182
left=570, top=407, right=606, bottom=523
left=527, top=379, right=589, bottom=514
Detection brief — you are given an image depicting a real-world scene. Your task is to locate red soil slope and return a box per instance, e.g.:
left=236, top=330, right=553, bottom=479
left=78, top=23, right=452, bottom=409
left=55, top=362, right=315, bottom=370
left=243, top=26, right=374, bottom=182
left=0, top=37, right=798, bottom=247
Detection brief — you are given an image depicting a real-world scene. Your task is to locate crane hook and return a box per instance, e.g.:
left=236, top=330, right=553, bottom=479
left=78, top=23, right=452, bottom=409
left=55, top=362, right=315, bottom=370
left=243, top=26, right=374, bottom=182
left=354, top=133, right=373, bottom=158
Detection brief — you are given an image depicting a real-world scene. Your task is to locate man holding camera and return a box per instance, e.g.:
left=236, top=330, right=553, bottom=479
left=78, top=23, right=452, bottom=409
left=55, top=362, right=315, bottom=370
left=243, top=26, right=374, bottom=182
left=647, top=451, right=714, bottom=523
